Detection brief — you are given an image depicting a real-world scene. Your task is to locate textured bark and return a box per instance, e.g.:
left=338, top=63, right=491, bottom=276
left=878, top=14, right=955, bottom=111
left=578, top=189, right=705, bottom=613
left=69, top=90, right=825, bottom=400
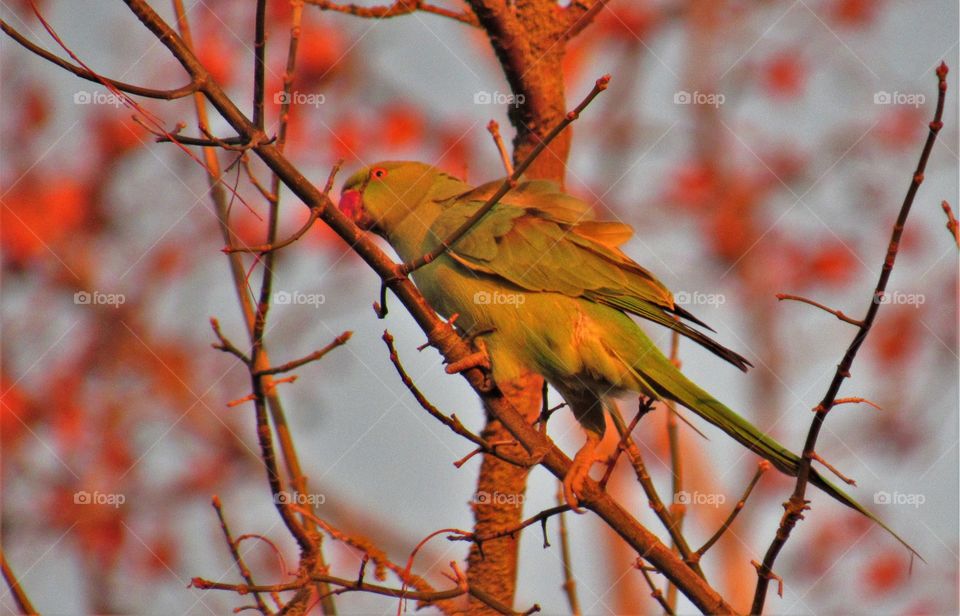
left=462, top=2, right=574, bottom=612
left=467, top=0, right=573, bottom=187
left=464, top=373, right=543, bottom=614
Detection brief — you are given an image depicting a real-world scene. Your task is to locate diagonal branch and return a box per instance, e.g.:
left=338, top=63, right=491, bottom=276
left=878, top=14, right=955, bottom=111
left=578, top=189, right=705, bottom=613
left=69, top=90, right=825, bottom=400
left=110, top=3, right=735, bottom=611
left=0, top=18, right=199, bottom=99
left=751, top=61, right=948, bottom=615
left=1, top=547, right=37, bottom=616
left=308, top=0, right=479, bottom=26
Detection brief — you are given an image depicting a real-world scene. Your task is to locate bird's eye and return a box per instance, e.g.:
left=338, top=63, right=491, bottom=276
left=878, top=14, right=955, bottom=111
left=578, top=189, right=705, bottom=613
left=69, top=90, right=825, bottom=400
left=371, top=167, right=388, bottom=180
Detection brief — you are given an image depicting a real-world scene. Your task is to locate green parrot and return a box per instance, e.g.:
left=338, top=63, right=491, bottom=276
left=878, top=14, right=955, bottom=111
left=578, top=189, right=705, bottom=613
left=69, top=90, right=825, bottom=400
left=338, top=160, right=916, bottom=553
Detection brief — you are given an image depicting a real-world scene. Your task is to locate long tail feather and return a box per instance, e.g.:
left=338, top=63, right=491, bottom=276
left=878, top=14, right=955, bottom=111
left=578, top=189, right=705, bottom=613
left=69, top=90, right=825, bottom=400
left=608, top=341, right=922, bottom=558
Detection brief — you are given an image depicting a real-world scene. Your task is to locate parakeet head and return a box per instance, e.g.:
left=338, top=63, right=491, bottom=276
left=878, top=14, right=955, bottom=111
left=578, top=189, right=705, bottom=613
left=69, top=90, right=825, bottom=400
left=339, top=161, right=458, bottom=235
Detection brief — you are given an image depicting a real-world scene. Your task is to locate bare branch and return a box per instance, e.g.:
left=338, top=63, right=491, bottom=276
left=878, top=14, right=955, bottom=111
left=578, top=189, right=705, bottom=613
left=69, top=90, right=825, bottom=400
left=212, top=496, right=272, bottom=615
left=0, top=18, right=199, bottom=99
left=307, top=0, right=479, bottom=27
left=225, top=162, right=342, bottom=254
left=555, top=486, right=581, bottom=616
left=382, top=331, right=530, bottom=467
left=210, top=318, right=251, bottom=364
left=487, top=119, right=514, bottom=176
left=109, top=4, right=735, bottom=609
left=775, top=293, right=863, bottom=326
left=448, top=505, right=570, bottom=546
left=564, top=0, right=613, bottom=39
left=942, top=200, right=959, bottom=246
left=751, top=61, right=948, bottom=614
left=697, top=461, right=769, bottom=557
left=1, top=547, right=37, bottom=616
left=832, top=397, right=882, bottom=411
left=230, top=209, right=320, bottom=255
left=255, top=331, right=352, bottom=376
left=809, top=451, right=856, bottom=486
left=611, top=401, right=705, bottom=578
left=635, top=559, right=674, bottom=616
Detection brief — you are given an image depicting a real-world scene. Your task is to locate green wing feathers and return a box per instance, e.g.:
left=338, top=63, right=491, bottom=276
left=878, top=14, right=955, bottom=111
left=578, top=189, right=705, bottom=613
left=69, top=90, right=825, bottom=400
left=436, top=179, right=751, bottom=370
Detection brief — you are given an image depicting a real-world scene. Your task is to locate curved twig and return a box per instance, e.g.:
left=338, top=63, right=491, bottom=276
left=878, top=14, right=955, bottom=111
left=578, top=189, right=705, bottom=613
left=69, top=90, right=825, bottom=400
left=751, top=62, right=948, bottom=615
left=0, top=18, right=199, bottom=99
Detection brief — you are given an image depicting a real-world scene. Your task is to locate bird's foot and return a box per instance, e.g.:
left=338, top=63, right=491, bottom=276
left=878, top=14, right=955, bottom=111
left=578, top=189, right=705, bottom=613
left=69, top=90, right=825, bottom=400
left=446, top=338, right=491, bottom=374
left=562, top=432, right=603, bottom=513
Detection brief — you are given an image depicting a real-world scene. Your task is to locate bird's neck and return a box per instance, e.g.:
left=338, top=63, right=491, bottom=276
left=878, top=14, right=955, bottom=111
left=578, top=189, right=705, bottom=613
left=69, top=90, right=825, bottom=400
left=384, top=178, right=471, bottom=262
left=385, top=203, right=444, bottom=263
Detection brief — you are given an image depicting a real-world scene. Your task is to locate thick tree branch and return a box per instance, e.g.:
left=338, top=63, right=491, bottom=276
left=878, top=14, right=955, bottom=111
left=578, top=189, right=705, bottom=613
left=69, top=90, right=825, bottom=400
left=114, top=2, right=734, bottom=611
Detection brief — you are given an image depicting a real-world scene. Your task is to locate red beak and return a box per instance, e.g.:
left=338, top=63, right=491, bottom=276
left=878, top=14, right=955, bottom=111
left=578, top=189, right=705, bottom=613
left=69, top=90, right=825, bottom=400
left=339, top=189, right=363, bottom=221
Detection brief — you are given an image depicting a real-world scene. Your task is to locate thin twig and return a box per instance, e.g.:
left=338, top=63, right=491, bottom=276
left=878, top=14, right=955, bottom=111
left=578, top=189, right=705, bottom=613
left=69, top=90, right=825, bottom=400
left=635, top=559, right=674, bottom=616
left=156, top=133, right=252, bottom=146
left=307, top=0, right=479, bottom=26
left=600, top=397, right=654, bottom=488
left=399, top=75, right=611, bottom=276
left=613, top=401, right=705, bottom=578
left=212, top=496, right=271, bottom=615
left=1, top=547, right=37, bottom=615
left=210, top=318, right=251, bottom=364
left=696, top=461, right=769, bottom=557
left=0, top=18, right=198, bottom=99
left=942, top=200, right=959, bottom=246
left=109, top=4, right=737, bottom=609
left=252, top=0, right=267, bottom=130
left=382, top=330, right=529, bottom=466
left=832, top=397, right=882, bottom=410
left=259, top=5, right=340, bottom=607
left=809, top=451, right=856, bottom=486
left=242, top=155, right=277, bottom=202
left=664, top=330, right=683, bottom=612
left=224, top=162, right=342, bottom=253
left=487, top=120, right=514, bottom=175
left=235, top=534, right=291, bottom=581
left=751, top=61, right=948, bottom=615
left=192, top=574, right=461, bottom=603
left=775, top=294, right=862, bottom=326
left=449, top=505, right=570, bottom=545
left=255, top=331, right=352, bottom=376
left=555, top=486, right=581, bottom=616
